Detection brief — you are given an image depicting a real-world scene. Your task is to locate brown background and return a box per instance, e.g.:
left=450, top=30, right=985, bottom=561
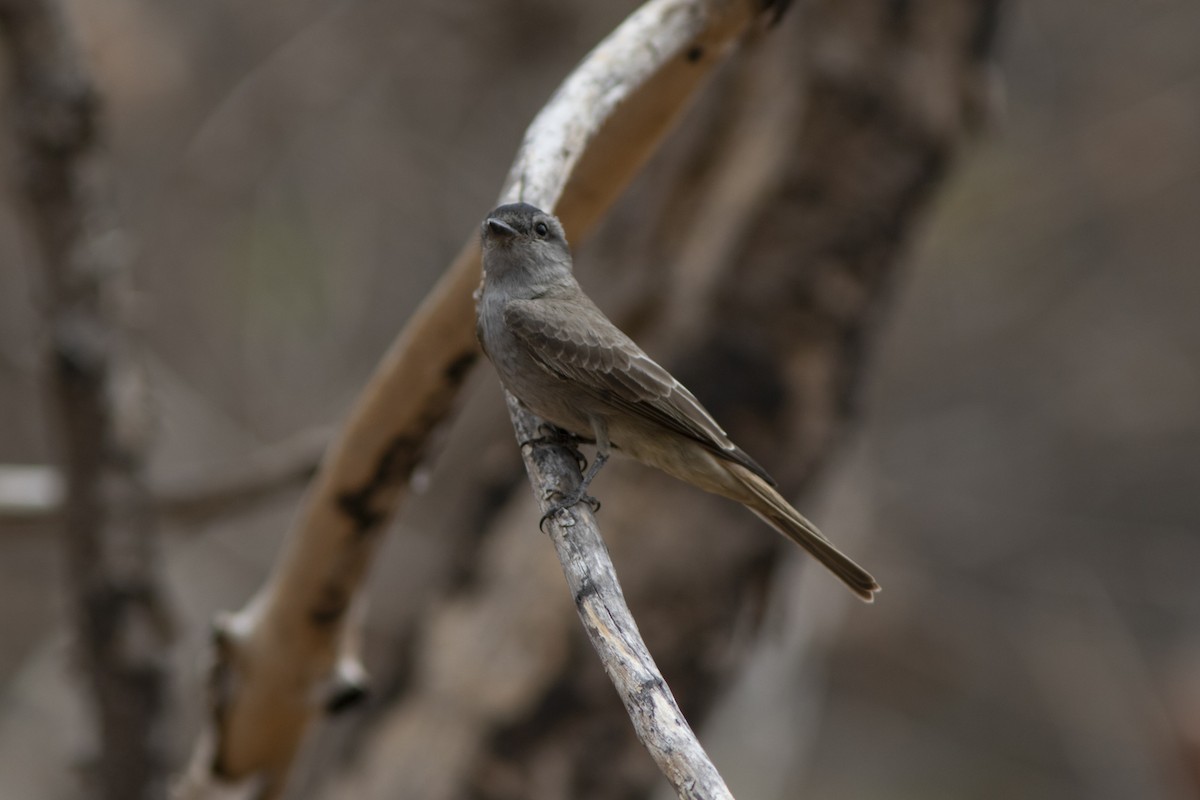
left=0, top=1, right=1197, bottom=798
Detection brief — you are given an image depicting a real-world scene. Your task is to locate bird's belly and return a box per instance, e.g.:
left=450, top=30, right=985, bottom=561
left=486, top=334, right=594, bottom=435
left=606, top=417, right=742, bottom=499
left=509, top=373, right=595, bottom=435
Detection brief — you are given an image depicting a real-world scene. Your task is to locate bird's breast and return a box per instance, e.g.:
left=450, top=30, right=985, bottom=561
left=477, top=291, right=593, bottom=435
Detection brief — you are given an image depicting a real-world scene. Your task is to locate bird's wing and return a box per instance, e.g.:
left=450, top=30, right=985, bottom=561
left=504, top=296, right=775, bottom=484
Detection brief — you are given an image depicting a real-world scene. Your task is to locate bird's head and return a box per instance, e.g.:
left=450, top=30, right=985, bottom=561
left=480, top=203, right=572, bottom=285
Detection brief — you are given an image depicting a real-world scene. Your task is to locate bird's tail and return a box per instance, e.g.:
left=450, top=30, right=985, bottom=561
left=730, top=463, right=880, bottom=602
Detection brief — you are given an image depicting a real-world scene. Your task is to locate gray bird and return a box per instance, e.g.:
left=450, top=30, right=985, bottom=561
left=476, top=202, right=879, bottom=601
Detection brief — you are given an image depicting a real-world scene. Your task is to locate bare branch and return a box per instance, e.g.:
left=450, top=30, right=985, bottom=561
left=0, top=464, right=62, bottom=518
left=0, top=0, right=172, bottom=798
left=182, top=0, right=777, bottom=795
left=0, top=426, right=329, bottom=524
left=152, top=426, right=331, bottom=525
left=508, top=396, right=735, bottom=800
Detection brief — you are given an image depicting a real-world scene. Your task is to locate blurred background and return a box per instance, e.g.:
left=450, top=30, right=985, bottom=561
left=0, top=0, right=1197, bottom=798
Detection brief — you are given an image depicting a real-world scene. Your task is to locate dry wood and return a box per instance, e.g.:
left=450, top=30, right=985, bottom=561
left=508, top=397, right=735, bottom=800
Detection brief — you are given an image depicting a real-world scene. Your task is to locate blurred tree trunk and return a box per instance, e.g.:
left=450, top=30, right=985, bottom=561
left=0, top=1, right=172, bottom=798
left=304, top=2, right=1002, bottom=799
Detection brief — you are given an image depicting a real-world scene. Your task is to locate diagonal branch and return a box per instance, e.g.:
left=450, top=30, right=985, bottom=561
left=507, top=396, right=735, bottom=800
left=179, top=0, right=780, bottom=796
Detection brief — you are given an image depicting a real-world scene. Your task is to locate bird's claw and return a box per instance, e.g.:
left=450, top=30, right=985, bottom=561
left=538, top=490, right=601, bottom=533
left=520, top=424, right=588, bottom=471
left=519, top=423, right=558, bottom=448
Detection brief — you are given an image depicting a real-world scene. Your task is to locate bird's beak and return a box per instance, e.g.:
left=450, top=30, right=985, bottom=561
left=485, top=217, right=519, bottom=238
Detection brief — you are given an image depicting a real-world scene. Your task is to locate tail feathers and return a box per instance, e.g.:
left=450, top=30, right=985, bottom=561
left=735, top=466, right=880, bottom=602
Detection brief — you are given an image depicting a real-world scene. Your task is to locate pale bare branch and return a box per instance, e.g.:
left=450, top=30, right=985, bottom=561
left=508, top=396, right=736, bottom=800
left=0, top=464, right=62, bottom=518
left=0, top=426, right=329, bottom=524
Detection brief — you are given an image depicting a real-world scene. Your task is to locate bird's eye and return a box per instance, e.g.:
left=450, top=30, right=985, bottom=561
left=534, top=222, right=549, bottom=238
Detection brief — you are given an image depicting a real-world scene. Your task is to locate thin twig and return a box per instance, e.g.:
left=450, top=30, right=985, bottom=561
left=0, top=426, right=330, bottom=524
left=153, top=425, right=331, bottom=524
left=508, top=396, right=735, bottom=800
left=0, top=464, right=62, bottom=518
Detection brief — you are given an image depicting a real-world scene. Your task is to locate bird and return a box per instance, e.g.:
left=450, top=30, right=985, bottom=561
left=475, top=201, right=879, bottom=601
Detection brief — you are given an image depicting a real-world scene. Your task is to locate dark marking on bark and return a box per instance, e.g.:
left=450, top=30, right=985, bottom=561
left=632, top=676, right=667, bottom=705
left=336, top=433, right=425, bottom=536
left=310, top=584, right=349, bottom=627
left=206, top=622, right=236, bottom=778
left=685, top=45, right=704, bottom=63
left=325, top=682, right=369, bottom=714
left=574, top=577, right=601, bottom=608
left=337, top=492, right=382, bottom=533
left=444, top=349, right=478, bottom=385
left=337, top=488, right=386, bottom=535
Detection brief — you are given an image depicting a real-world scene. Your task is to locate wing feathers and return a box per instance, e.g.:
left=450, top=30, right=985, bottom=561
left=504, top=297, right=776, bottom=484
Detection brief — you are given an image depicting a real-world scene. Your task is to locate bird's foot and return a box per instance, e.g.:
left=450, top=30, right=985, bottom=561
left=539, top=487, right=601, bottom=532
left=520, top=424, right=588, bottom=471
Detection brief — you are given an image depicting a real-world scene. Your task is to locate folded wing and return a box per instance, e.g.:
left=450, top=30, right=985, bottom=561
left=504, top=296, right=776, bottom=485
